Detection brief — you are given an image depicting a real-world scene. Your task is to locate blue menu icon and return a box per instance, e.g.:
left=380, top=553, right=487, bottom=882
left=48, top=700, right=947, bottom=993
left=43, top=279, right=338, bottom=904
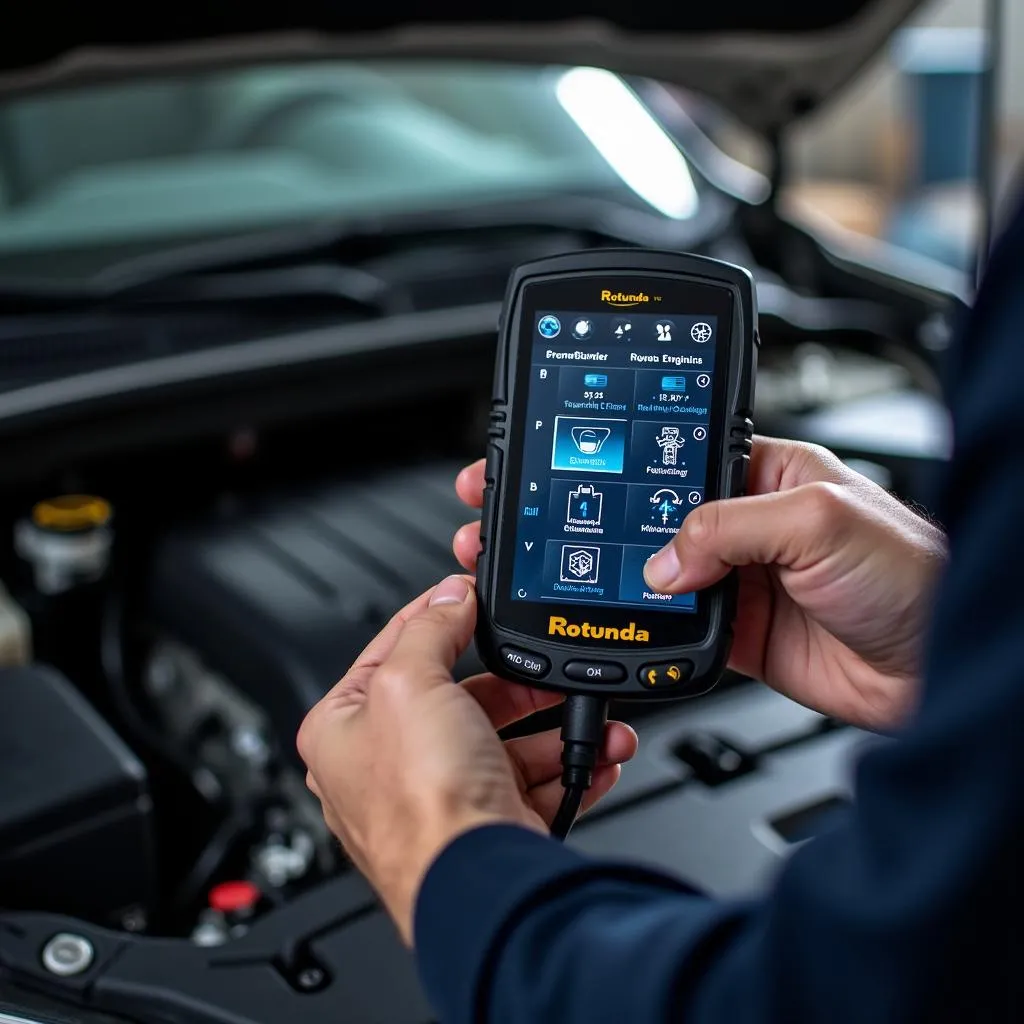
left=551, top=416, right=627, bottom=474
left=567, top=484, right=603, bottom=525
left=660, top=375, right=687, bottom=391
left=538, top=315, right=561, bottom=339
left=584, top=373, right=609, bottom=388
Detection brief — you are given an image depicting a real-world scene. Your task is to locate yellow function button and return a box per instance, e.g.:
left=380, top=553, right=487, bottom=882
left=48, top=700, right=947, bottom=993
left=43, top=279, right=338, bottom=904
left=32, top=495, right=112, bottom=533
left=638, top=661, right=693, bottom=689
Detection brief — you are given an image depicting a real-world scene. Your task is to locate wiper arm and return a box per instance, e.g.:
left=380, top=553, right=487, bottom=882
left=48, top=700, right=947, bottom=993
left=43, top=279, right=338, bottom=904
left=0, top=192, right=710, bottom=316
left=0, top=257, right=397, bottom=317
left=117, top=263, right=398, bottom=311
left=92, top=193, right=700, bottom=289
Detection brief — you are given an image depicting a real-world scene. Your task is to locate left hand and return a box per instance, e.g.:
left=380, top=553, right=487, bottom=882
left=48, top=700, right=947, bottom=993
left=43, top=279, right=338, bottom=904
left=297, top=574, right=638, bottom=945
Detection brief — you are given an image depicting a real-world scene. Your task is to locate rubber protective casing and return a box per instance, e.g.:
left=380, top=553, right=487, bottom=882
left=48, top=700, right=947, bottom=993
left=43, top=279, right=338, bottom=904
left=475, top=249, right=758, bottom=701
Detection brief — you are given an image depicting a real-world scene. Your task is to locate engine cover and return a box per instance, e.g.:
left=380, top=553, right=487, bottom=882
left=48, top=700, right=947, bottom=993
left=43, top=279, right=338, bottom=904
left=0, top=665, right=156, bottom=926
left=148, top=461, right=481, bottom=757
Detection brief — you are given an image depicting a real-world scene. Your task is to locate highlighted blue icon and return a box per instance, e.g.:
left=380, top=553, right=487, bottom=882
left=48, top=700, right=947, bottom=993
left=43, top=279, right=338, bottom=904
left=660, top=375, right=687, bottom=391
left=538, top=315, right=561, bottom=339
left=551, top=416, right=627, bottom=474
left=571, top=427, right=612, bottom=454
left=584, top=373, right=609, bottom=388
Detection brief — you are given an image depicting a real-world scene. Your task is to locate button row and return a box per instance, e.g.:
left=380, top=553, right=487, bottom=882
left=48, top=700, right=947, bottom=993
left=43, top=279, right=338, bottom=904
left=499, top=646, right=694, bottom=689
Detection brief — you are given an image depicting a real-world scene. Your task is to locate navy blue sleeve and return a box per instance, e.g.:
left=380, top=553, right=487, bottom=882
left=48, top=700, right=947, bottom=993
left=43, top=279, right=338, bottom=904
left=414, top=201, right=1024, bottom=1024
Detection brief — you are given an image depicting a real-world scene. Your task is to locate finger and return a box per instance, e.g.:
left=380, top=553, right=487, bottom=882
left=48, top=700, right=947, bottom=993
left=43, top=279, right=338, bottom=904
left=455, top=459, right=487, bottom=510
left=747, top=435, right=850, bottom=496
left=529, top=764, right=623, bottom=825
left=750, top=436, right=946, bottom=544
left=644, top=481, right=859, bottom=594
left=298, top=583, right=474, bottom=765
left=748, top=436, right=915, bottom=513
left=461, top=673, right=564, bottom=729
left=453, top=521, right=482, bottom=572
left=317, top=573, right=476, bottom=706
left=505, top=721, right=638, bottom=789
left=315, top=583, right=452, bottom=704
left=375, top=575, right=478, bottom=695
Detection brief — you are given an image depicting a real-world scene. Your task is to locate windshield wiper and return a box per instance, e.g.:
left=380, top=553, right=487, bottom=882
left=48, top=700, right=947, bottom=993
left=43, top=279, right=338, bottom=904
left=0, top=192, right=710, bottom=316
left=0, top=260, right=399, bottom=317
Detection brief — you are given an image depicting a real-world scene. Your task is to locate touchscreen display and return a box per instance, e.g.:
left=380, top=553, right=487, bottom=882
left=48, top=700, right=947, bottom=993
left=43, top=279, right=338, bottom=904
left=508, top=305, right=721, bottom=614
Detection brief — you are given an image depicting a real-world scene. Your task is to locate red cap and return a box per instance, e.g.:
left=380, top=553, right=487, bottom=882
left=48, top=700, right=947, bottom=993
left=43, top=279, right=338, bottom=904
left=208, top=880, right=261, bottom=914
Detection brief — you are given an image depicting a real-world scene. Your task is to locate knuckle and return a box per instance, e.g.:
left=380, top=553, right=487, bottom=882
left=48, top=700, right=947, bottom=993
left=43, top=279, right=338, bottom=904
left=796, top=441, right=847, bottom=481
left=798, top=440, right=833, bottom=465
left=799, top=480, right=852, bottom=531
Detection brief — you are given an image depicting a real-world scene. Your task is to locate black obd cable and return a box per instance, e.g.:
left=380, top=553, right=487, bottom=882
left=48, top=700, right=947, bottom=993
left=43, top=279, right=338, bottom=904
left=550, top=694, right=609, bottom=840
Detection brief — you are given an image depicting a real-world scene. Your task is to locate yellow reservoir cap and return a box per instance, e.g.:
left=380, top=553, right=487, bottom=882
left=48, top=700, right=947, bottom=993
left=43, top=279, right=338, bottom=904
left=31, top=495, right=112, bottom=532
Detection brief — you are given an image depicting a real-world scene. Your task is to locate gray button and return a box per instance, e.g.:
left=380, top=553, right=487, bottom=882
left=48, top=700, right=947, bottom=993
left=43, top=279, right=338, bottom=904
left=563, top=660, right=626, bottom=684
left=500, top=646, right=550, bottom=679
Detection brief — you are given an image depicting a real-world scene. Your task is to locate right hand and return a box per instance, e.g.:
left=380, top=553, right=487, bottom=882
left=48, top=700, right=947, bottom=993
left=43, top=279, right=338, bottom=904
left=453, top=438, right=947, bottom=732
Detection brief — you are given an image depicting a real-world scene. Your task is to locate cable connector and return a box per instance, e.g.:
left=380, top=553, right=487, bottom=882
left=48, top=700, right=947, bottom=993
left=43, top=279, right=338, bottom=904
left=550, top=694, right=609, bottom=841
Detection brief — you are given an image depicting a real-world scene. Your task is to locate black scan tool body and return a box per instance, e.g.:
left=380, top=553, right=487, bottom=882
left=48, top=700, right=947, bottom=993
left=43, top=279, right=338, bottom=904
left=476, top=250, right=758, bottom=702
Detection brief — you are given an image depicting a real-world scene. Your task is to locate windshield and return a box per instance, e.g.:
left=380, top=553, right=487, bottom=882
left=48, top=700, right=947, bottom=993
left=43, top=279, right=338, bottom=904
left=0, top=61, right=699, bottom=278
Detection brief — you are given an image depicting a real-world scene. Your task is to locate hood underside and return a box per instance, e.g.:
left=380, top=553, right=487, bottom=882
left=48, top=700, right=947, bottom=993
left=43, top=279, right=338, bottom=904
left=3, top=2, right=927, bottom=134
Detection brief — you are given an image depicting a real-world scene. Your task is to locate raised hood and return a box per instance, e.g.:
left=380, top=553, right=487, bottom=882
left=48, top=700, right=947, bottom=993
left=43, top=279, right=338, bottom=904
left=4, top=2, right=928, bottom=135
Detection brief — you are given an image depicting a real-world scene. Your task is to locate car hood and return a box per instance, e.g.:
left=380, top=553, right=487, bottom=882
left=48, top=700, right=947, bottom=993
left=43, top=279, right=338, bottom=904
left=5, top=2, right=928, bottom=134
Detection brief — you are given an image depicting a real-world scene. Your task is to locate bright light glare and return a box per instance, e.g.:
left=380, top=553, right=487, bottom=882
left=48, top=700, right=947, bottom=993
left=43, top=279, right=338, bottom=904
left=556, top=67, right=699, bottom=220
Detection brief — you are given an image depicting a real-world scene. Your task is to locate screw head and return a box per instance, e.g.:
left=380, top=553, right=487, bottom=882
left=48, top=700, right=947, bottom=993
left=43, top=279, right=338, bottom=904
left=296, top=967, right=325, bottom=990
left=41, top=933, right=94, bottom=976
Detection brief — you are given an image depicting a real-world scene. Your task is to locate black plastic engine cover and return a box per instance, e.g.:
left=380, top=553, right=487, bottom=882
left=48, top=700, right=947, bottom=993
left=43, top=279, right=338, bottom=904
left=0, top=686, right=867, bottom=1024
left=0, top=665, right=156, bottom=926
left=147, top=460, right=481, bottom=757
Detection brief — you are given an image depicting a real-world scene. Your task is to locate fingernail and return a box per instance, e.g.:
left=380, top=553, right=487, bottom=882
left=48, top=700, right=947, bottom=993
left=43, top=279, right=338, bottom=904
left=430, top=575, right=470, bottom=606
left=643, top=544, right=680, bottom=591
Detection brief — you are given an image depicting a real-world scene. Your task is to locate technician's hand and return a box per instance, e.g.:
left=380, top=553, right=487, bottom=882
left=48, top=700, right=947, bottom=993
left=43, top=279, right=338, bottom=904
left=297, top=576, right=637, bottom=945
left=454, top=438, right=947, bottom=731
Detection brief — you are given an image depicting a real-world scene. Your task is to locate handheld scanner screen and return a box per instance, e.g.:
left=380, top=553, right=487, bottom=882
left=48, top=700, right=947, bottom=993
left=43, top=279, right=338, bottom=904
left=476, top=250, right=757, bottom=700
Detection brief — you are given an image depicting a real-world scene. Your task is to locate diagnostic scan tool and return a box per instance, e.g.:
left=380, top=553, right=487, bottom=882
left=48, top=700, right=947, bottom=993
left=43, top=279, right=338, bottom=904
left=476, top=250, right=758, bottom=701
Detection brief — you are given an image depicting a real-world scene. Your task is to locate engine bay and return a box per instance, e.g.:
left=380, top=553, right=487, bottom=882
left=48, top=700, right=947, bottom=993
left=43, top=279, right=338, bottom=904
left=0, top=201, right=957, bottom=1022
left=0, top=0, right=1002, bottom=1005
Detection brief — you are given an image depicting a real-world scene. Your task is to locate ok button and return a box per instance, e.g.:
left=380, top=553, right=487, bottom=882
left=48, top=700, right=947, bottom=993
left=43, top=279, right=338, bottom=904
left=563, top=660, right=626, bottom=684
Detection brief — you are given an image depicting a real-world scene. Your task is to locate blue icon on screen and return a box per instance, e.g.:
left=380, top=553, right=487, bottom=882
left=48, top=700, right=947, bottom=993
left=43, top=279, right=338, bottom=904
left=552, top=417, right=627, bottom=474
left=660, top=375, right=687, bottom=391
left=538, top=315, right=561, bottom=339
left=584, top=373, right=609, bottom=388
left=571, top=427, right=612, bottom=454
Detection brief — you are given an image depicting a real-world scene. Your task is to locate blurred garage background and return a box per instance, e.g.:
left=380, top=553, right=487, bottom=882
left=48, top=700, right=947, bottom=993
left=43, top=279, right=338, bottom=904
left=701, top=0, right=1021, bottom=273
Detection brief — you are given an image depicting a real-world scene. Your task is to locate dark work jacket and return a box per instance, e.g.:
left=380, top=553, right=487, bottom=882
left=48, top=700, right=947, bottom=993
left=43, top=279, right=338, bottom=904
left=414, top=194, right=1024, bottom=1023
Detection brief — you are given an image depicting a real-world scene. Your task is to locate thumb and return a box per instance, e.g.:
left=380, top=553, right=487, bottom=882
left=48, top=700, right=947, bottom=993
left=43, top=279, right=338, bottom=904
left=376, top=575, right=477, bottom=695
left=644, top=482, right=856, bottom=593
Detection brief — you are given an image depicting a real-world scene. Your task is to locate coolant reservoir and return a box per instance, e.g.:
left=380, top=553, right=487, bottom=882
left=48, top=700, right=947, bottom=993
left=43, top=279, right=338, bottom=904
left=14, top=495, right=113, bottom=595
